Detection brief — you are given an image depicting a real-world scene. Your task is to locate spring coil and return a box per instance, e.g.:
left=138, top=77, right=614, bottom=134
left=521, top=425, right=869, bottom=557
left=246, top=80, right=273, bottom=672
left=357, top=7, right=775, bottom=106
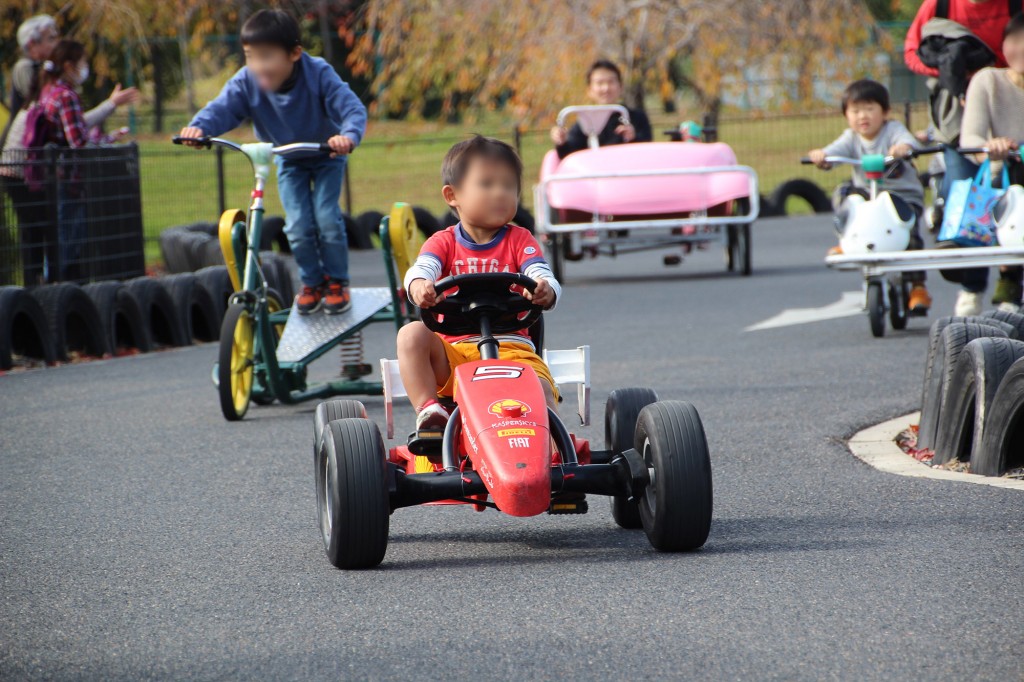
left=340, top=331, right=364, bottom=378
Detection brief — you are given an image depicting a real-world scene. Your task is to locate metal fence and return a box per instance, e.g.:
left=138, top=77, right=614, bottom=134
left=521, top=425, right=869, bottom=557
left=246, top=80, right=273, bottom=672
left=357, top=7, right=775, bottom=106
left=0, top=144, right=145, bottom=286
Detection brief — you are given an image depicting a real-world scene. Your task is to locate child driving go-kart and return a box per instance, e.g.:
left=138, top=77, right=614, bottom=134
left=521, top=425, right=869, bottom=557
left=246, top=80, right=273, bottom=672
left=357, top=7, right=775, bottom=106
left=808, top=79, right=933, bottom=314
left=178, top=9, right=367, bottom=316
left=398, top=136, right=562, bottom=432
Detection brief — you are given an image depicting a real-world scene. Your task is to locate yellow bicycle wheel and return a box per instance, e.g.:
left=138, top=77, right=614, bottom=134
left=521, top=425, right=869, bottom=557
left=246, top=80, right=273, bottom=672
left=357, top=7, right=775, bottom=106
left=218, top=302, right=254, bottom=420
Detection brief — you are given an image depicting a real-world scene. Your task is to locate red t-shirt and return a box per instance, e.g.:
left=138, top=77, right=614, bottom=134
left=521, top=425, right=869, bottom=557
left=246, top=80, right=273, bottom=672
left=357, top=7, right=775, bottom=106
left=904, top=0, right=1013, bottom=76
left=420, top=224, right=547, bottom=344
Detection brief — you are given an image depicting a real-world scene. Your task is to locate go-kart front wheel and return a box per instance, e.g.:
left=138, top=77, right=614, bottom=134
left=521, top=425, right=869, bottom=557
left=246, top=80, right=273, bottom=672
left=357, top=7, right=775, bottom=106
left=317, top=418, right=390, bottom=569
left=888, top=278, right=910, bottom=331
left=218, top=302, right=255, bottom=421
left=635, top=401, right=713, bottom=551
left=605, top=387, right=659, bottom=529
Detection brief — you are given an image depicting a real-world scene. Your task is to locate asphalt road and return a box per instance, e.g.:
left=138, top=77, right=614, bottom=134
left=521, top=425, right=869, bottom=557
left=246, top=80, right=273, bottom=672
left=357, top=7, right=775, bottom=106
left=2, top=216, right=1022, bottom=681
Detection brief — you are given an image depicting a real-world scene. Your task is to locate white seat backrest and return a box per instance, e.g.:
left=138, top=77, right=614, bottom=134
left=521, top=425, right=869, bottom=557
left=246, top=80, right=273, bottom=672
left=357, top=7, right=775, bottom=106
left=380, top=358, right=406, bottom=439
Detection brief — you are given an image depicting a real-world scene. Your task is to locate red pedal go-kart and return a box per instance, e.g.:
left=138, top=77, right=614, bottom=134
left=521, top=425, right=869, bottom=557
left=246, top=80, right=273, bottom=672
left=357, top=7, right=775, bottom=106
left=313, top=273, right=713, bottom=569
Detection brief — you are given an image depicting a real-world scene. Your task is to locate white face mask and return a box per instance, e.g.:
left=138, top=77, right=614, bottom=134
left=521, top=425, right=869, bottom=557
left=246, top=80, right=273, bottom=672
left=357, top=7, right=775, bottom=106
left=75, top=64, right=89, bottom=84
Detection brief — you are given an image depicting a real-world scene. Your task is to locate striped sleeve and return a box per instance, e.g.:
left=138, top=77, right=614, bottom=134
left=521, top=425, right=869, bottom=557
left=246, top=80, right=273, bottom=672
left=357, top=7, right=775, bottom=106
left=522, top=261, right=561, bottom=311
left=403, top=252, right=443, bottom=291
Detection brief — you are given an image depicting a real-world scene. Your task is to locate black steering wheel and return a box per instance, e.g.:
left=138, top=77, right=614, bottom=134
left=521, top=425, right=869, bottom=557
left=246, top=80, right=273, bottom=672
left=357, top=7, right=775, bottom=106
left=419, top=273, right=544, bottom=336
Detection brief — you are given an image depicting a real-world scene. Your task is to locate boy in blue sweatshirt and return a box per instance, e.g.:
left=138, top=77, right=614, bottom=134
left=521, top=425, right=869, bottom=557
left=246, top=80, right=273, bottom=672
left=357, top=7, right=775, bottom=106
left=179, top=9, right=367, bottom=314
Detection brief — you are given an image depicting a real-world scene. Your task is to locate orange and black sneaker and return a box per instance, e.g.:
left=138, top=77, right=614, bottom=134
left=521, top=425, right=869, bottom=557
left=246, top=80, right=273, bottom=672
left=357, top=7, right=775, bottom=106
left=323, top=280, right=352, bottom=315
left=908, top=283, right=932, bottom=314
left=296, top=285, right=322, bottom=315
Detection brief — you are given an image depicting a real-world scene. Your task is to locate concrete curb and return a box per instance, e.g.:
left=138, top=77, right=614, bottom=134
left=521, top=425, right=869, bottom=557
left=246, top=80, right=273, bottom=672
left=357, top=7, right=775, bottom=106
left=848, top=412, right=1024, bottom=491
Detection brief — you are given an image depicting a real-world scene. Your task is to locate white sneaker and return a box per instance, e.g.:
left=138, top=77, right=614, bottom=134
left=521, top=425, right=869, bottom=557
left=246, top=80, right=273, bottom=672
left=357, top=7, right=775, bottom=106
left=997, top=301, right=1021, bottom=314
left=955, top=290, right=983, bottom=317
left=416, top=401, right=450, bottom=431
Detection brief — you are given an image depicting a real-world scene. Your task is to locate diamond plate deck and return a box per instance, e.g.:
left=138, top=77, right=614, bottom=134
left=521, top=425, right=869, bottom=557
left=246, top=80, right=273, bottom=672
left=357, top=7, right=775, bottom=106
left=275, top=287, right=393, bottom=364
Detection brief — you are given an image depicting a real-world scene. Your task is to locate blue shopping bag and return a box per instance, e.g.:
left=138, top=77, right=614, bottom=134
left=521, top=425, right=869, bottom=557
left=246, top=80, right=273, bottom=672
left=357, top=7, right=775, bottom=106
left=938, top=160, right=1010, bottom=246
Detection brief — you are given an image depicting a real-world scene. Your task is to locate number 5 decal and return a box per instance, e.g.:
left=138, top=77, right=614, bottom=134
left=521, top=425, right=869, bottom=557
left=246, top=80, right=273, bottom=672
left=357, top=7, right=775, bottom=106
left=472, top=365, right=523, bottom=381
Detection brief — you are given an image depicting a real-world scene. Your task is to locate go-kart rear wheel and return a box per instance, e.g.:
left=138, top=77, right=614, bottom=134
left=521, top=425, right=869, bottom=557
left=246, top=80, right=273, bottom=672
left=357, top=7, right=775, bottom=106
left=313, top=399, right=368, bottom=460
left=867, top=281, right=885, bottom=338
left=317, top=419, right=390, bottom=569
left=888, top=278, right=910, bottom=331
left=635, top=401, right=713, bottom=551
left=605, top=388, right=659, bottom=529
left=217, top=302, right=255, bottom=421
left=726, top=223, right=752, bottom=276
left=547, top=234, right=566, bottom=282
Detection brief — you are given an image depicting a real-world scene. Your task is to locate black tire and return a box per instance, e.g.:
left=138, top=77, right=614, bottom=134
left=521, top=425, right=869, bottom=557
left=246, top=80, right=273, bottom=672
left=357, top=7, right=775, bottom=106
left=355, top=211, right=385, bottom=247
left=29, top=283, right=107, bottom=361
left=159, top=273, right=220, bottom=344
left=757, top=194, right=783, bottom=218
left=343, top=212, right=373, bottom=251
left=635, top=401, right=713, bottom=551
left=317, top=419, right=390, bottom=569
left=973, top=357, right=1024, bottom=476
left=259, top=215, right=290, bottom=253
left=197, top=236, right=224, bottom=270
left=933, top=338, right=1024, bottom=466
left=513, top=204, right=535, bottom=233
left=921, top=317, right=995, bottom=418
left=888, top=279, right=909, bottom=331
left=125, top=276, right=188, bottom=347
left=157, top=226, right=191, bottom=274
left=727, top=223, right=752, bottom=276
left=181, top=231, right=215, bottom=273
left=258, top=251, right=284, bottom=297
left=412, top=206, right=442, bottom=237
left=82, top=281, right=151, bottom=355
left=547, top=234, right=565, bottom=282
left=867, top=281, right=885, bottom=338
left=770, top=178, right=832, bottom=215
left=0, top=286, right=55, bottom=368
left=183, top=221, right=217, bottom=237
left=918, top=322, right=1009, bottom=451
left=437, top=210, right=458, bottom=230
left=218, top=302, right=255, bottom=421
left=265, top=253, right=295, bottom=304
left=314, top=399, right=369, bottom=461
left=194, top=265, right=234, bottom=323
left=605, top=388, right=659, bottom=529
left=981, top=309, right=1024, bottom=339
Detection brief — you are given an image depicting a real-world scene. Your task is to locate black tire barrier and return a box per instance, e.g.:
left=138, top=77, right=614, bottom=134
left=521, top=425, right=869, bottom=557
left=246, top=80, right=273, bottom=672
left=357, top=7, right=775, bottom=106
left=0, top=286, right=56, bottom=369
left=195, top=266, right=234, bottom=323
left=918, top=321, right=1008, bottom=451
left=932, top=337, right=1024, bottom=466
left=437, top=210, right=458, bottom=230
left=259, top=215, right=290, bottom=253
left=196, top=236, right=224, bottom=270
left=125, top=276, right=188, bottom=347
left=159, top=273, right=220, bottom=344
left=183, top=221, right=217, bottom=237
left=355, top=211, right=384, bottom=245
left=158, top=225, right=193, bottom=274
left=973, top=356, right=1024, bottom=476
left=181, top=231, right=216, bottom=273
left=29, top=283, right=108, bottom=362
left=82, top=281, right=152, bottom=355
left=757, top=194, right=783, bottom=217
left=344, top=211, right=374, bottom=251
left=770, top=178, right=832, bottom=215
left=258, top=251, right=296, bottom=304
left=981, top=309, right=1024, bottom=338
left=412, top=206, right=442, bottom=237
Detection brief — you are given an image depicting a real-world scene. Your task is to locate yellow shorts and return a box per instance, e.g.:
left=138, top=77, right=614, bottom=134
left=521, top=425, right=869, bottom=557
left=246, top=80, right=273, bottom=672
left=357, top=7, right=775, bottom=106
left=437, top=339, right=559, bottom=401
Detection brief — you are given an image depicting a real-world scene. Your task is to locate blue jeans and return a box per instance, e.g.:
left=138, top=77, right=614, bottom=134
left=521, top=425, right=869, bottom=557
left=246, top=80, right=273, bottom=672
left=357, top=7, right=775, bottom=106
left=276, top=155, right=349, bottom=287
left=57, top=183, right=86, bottom=281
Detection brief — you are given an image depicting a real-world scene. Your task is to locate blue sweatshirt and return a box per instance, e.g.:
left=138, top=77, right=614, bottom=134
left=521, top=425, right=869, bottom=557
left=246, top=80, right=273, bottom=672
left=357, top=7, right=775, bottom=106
left=189, top=52, right=367, bottom=159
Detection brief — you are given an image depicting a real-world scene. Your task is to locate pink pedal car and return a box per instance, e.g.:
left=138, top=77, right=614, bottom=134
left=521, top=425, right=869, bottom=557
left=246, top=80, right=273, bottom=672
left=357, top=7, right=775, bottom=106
left=534, top=105, right=760, bottom=279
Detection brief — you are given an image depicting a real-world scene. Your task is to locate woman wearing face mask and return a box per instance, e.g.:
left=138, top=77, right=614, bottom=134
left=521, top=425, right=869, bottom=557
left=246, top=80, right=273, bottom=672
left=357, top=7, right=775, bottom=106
left=29, top=40, right=125, bottom=281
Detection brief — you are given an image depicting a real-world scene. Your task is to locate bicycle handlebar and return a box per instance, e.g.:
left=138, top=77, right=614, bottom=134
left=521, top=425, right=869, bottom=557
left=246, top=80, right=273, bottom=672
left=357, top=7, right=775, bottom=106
left=171, top=136, right=332, bottom=155
left=800, top=145, right=945, bottom=166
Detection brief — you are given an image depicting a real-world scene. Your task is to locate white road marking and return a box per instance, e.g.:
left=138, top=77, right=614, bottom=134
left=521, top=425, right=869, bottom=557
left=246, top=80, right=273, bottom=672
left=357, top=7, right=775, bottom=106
left=745, top=291, right=863, bottom=332
left=848, top=412, right=1024, bottom=491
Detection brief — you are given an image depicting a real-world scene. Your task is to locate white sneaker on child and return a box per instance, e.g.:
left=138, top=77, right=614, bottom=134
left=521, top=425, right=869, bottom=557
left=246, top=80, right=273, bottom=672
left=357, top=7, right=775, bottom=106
left=954, top=290, right=983, bottom=317
left=416, top=401, right=450, bottom=431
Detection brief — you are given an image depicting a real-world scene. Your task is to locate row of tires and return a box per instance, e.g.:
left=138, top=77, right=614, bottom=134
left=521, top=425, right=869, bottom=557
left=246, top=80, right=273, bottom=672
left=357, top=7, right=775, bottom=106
left=156, top=205, right=540, bottom=276
left=0, top=264, right=255, bottom=370
left=916, top=309, right=1024, bottom=476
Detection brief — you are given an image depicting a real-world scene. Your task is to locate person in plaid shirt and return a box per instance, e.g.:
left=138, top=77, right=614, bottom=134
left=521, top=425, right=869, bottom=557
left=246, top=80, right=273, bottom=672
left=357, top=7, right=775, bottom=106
left=30, top=40, right=129, bottom=279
